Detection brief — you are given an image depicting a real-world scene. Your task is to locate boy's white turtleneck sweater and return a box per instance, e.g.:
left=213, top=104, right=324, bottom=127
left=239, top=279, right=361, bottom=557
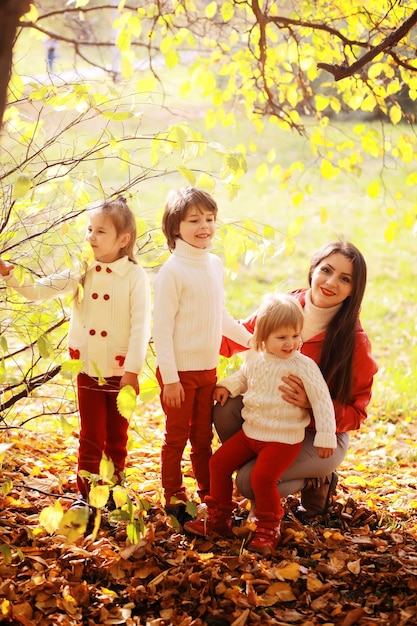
left=153, top=238, right=252, bottom=385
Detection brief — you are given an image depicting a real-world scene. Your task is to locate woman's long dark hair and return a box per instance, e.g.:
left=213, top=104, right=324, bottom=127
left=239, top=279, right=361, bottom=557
left=308, top=241, right=367, bottom=404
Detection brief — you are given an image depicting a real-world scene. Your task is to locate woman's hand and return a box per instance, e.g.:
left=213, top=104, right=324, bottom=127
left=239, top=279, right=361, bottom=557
left=279, top=374, right=311, bottom=409
left=163, top=381, right=185, bottom=409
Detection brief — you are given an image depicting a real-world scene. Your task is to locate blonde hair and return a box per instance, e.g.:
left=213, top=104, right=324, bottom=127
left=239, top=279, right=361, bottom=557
left=92, top=196, right=137, bottom=263
left=252, top=293, right=304, bottom=351
left=162, top=187, right=218, bottom=251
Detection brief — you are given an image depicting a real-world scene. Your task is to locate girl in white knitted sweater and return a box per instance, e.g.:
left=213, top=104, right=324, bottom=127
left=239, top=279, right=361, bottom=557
left=184, top=293, right=336, bottom=553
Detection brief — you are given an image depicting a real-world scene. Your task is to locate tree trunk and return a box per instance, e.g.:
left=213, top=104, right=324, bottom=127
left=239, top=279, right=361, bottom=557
left=0, top=0, right=31, bottom=130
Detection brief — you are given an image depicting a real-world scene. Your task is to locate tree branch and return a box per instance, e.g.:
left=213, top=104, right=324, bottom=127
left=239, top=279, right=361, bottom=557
left=0, top=365, right=62, bottom=413
left=318, top=8, right=417, bottom=81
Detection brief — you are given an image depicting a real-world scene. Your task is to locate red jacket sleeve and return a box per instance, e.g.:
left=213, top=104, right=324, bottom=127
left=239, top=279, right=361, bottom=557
left=332, top=331, right=378, bottom=433
left=219, top=312, right=257, bottom=357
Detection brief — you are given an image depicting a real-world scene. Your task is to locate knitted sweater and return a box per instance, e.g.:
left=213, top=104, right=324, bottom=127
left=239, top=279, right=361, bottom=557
left=220, top=349, right=337, bottom=449
left=3, top=257, right=151, bottom=378
left=152, top=238, right=252, bottom=385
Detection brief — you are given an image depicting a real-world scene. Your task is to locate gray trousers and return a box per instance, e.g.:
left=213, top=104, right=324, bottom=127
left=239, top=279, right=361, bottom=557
left=213, top=395, right=349, bottom=501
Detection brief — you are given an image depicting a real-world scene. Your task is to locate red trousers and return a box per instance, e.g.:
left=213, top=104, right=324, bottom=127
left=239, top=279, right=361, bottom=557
left=156, top=368, right=217, bottom=504
left=76, top=373, right=128, bottom=495
left=210, top=429, right=302, bottom=518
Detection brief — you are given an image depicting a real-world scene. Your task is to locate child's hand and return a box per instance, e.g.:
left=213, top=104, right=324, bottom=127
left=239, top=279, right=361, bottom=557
left=120, top=371, right=139, bottom=394
left=0, top=259, right=14, bottom=276
left=213, top=386, right=230, bottom=406
left=316, top=447, right=334, bottom=459
left=163, top=381, right=185, bottom=408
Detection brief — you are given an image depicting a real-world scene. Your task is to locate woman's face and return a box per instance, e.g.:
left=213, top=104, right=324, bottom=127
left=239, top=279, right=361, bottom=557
left=310, top=252, right=353, bottom=308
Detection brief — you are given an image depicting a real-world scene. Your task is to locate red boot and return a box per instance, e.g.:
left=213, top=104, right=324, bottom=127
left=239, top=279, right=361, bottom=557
left=183, top=496, right=234, bottom=537
left=246, top=511, right=282, bottom=555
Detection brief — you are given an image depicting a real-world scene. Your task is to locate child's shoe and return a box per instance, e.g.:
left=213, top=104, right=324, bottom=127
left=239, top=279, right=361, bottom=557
left=246, top=511, right=282, bottom=555
left=183, top=495, right=235, bottom=537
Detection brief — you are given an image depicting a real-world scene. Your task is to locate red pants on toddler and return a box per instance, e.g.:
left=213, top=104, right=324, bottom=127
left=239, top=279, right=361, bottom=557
left=209, top=428, right=302, bottom=517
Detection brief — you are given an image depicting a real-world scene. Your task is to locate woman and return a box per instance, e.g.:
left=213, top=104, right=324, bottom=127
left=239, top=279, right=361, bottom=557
left=214, top=241, right=378, bottom=518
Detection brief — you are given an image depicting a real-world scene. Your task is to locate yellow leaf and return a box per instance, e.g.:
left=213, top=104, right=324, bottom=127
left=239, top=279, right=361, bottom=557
left=61, top=359, right=84, bottom=378
left=255, top=162, right=268, bottom=182
left=177, top=166, right=196, bottom=185
left=307, top=574, right=323, bottom=592
left=275, top=561, right=300, bottom=581
left=389, top=104, right=402, bottom=125
left=39, top=501, right=64, bottom=534
left=13, top=174, right=32, bottom=200
left=315, top=94, right=329, bottom=112
left=287, top=218, right=304, bottom=237
left=258, top=582, right=296, bottom=606
left=320, top=159, right=339, bottom=180
left=205, top=1, right=217, bottom=18
left=344, top=475, right=367, bottom=487
left=291, top=191, right=304, bottom=206
left=117, top=385, right=137, bottom=420
left=320, top=206, right=328, bottom=223
left=102, top=111, right=134, bottom=121
left=37, top=334, right=52, bottom=358
left=284, top=237, right=296, bottom=256
left=384, top=221, right=399, bottom=243
left=99, top=456, right=115, bottom=483
left=405, top=211, right=414, bottom=229
left=136, top=76, right=157, bottom=93
left=89, top=485, right=109, bottom=508
left=164, top=49, right=180, bottom=70
left=221, top=1, right=234, bottom=22
left=347, top=559, right=361, bottom=575
left=196, top=172, right=215, bottom=191
left=20, top=3, right=38, bottom=21
left=366, top=181, right=380, bottom=199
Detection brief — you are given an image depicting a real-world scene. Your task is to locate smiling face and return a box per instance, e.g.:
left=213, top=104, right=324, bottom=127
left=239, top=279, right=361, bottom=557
left=86, top=210, right=130, bottom=263
left=177, top=205, right=216, bottom=249
left=264, top=325, right=302, bottom=359
left=310, top=252, right=353, bottom=308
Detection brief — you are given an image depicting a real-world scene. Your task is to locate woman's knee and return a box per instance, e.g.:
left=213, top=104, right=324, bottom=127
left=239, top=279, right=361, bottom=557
left=213, top=396, right=244, bottom=443
left=235, top=459, right=256, bottom=500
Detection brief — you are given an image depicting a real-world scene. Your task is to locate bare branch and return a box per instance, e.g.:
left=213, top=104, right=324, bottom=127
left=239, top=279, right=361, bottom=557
left=318, top=8, right=417, bottom=81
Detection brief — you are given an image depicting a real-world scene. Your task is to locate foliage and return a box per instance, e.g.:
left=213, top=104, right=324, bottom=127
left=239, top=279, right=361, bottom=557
left=1, top=401, right=417, bottom=625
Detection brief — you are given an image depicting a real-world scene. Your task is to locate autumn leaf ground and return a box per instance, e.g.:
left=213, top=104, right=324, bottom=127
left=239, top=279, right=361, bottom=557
left=1, top=392, right=417, bottom=626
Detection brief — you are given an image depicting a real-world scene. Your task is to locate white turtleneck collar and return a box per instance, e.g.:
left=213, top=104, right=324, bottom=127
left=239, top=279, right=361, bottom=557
left=301, top=288, right=342, bottom=342
left=172, top=237, right=213, bottom=262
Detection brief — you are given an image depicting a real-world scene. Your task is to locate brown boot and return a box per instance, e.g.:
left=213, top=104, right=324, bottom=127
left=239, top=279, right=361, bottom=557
left=183, top=496, right=235, bottom=537
left=246, top=511, right=282, bottom=555
left=298, top=472, right=338, bottom=518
